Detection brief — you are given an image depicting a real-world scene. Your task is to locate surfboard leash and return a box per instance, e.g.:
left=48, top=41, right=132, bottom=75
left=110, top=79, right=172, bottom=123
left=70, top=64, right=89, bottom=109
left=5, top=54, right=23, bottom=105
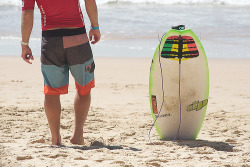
left=173, top=58, right=182, bottom=141
left=172, top=35, right=184, bottom=141
left=148, top=33, right=183, bottom=144
left=148, top=33, right=166, bottom=145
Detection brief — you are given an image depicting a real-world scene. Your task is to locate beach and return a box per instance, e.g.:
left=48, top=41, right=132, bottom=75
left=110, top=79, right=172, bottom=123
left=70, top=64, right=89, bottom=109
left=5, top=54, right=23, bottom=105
left=1, top=0, right=250, bottom=166
left=0, top=57, right=249, bottom=167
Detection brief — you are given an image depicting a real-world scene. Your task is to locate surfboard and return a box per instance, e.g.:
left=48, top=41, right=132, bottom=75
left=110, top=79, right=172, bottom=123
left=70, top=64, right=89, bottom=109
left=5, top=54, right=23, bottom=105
left=149, top=25, right=209, bottom=140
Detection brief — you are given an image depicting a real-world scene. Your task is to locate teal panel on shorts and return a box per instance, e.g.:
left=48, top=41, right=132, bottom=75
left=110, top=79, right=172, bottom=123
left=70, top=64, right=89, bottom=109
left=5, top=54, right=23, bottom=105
left=41, top=64, right=69, bottom=88
left=69, top=58, right=94, bottom=86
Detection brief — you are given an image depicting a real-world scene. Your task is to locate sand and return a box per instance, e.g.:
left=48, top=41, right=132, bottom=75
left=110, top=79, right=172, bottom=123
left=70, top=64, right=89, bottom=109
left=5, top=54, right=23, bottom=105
left=0, top=57, right=249, bottom=167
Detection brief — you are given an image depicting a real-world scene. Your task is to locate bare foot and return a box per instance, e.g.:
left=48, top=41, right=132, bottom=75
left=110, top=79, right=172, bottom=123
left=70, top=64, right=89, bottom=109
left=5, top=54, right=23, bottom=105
left=70, top=136, right=85, bottom=145
left=51, top=135, right=62, bottom=146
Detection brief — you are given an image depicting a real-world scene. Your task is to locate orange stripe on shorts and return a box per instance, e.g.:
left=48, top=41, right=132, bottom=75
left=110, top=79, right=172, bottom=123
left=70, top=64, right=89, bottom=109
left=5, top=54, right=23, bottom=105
left=44, top=84, right=68, bottom=95
left=75, top=79, right=95, bottom=96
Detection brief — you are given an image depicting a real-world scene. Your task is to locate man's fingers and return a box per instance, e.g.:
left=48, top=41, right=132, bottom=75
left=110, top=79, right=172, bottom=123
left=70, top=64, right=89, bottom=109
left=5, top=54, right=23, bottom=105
left=91, top=35, right=100, bottom=44
left=22, top=54, right=34, bottom=64
left=25, top=59, right=32, bottom=64
left=89, top=29, right=101, bottom=44
left=91, top=36, right=96, bottom=44
left=89, top=32, right=93, bottom=41
left=21, top=46, right=33, bottom=64
left=90, top=35, right=96, bottom=44
left=91, top=36, right=95, bottom=44
left=22, top=57, right=32, bottom=64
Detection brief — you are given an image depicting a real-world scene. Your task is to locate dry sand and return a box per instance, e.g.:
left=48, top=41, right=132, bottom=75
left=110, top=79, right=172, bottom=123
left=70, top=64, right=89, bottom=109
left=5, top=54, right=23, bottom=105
left=0, top=57, right=249, bottom=167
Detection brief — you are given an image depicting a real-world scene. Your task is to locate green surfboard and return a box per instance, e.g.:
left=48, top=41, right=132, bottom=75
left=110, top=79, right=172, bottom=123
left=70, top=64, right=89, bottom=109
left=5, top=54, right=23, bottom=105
left=149, top=25, right=209, bottom=140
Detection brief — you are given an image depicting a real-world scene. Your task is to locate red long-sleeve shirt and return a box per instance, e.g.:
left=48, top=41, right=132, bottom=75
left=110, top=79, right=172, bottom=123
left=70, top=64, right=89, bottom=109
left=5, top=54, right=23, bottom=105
left=22, top=0, right=85, bottom=31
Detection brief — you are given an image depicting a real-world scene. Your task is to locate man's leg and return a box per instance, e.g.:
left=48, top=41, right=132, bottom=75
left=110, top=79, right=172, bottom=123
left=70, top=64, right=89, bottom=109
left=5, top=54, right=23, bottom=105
left=44, top=95, right=61, bottom=145
left=70, top=93, right=91, bottom=145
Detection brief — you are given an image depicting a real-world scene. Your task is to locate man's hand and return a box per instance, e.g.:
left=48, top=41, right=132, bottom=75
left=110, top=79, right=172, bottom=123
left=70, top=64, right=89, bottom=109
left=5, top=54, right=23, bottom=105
left=85, top=0, right=100, bottom=44
left=89, top=29, right=101, bottom=44
left=21, top=45, right=34, bottom=64
left=21, top=10, right=34, bottom=64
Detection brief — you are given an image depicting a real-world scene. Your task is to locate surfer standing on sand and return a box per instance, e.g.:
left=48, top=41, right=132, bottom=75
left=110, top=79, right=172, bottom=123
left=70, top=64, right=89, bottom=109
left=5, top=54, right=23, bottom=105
left=20, top=0, right=101, bottom=145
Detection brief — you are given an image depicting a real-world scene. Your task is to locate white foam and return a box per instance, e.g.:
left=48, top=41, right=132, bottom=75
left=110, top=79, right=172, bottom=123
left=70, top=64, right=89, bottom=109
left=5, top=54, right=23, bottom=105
left=93, top=0, right=250, bottom=6
left=2, top=0, right=250, bottom=7
left=0, top=0, right=21, bottom=7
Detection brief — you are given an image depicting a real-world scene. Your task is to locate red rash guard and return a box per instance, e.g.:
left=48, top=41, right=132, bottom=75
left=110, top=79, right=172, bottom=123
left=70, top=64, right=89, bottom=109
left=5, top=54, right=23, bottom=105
left=22, top=0, right=85, bottom=31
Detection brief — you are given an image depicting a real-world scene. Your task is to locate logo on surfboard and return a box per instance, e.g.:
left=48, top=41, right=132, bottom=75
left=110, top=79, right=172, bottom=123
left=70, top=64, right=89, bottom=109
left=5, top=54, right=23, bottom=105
left=161, top=35, right=199, bottom=61
left=187, top=99, right=208, bottom=112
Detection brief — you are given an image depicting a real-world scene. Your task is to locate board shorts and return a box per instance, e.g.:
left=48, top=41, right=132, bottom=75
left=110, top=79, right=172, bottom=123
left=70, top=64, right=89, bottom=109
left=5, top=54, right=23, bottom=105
left=41, top=27, right=95, bottom=95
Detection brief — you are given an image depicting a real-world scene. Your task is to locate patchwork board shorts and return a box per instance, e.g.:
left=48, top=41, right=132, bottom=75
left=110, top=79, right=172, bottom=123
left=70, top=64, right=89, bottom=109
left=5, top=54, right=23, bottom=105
left=41, top=27, right=95, bottom=95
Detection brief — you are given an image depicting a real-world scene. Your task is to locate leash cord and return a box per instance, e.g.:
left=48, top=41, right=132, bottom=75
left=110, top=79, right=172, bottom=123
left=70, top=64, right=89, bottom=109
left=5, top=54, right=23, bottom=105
left=148, top=33, right=182, bottom=144
left=148, top=33, right=166, bottom=145
left=173, top=59, right=182, bottom=141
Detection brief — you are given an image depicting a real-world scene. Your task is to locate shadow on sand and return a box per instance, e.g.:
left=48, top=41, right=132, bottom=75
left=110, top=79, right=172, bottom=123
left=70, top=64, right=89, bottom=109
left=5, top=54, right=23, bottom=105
left=176, top=140, right=235, bottom=152
left=50, top=140, right=141, bottom=151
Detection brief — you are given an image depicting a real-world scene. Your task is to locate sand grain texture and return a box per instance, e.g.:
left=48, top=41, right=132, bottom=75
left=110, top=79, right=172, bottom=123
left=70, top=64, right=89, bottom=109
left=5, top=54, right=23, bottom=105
left=0, top=57, right=249, bottom=167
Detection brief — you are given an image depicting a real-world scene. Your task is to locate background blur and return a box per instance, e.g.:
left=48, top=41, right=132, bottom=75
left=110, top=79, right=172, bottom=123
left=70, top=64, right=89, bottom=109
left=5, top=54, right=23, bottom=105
left=0, top=0, right=250, bottom=58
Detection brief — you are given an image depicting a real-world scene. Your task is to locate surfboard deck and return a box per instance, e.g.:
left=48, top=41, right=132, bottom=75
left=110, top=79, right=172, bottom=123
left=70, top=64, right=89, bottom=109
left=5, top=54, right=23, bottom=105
left=149, top=27, right=209, bottom=140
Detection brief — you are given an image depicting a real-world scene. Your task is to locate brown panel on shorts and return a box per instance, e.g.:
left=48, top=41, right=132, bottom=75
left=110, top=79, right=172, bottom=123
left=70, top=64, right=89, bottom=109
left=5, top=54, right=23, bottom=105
left=65, top=42, right=93, bottom=66
left=41, top=37, right=66, bottom=67
left=63, top=34, right=89, bottom=49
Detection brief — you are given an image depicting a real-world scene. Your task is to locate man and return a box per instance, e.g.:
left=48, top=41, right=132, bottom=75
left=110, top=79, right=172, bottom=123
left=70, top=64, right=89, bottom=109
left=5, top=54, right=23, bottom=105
left=21, top=0, right=101, bottom=145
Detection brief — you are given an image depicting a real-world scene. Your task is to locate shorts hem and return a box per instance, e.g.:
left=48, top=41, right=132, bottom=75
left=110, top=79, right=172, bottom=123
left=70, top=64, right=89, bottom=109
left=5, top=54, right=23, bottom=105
left=76, top=87, right=94, bottom=96
left=76, top=91, right=91, bottom=96
left=44, top=92, right=68, bottom=95
left=75, top=80, right=95, bottom=96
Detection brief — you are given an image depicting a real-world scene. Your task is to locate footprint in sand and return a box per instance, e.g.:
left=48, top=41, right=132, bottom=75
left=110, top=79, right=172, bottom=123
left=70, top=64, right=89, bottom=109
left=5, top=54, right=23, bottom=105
left=60, top=125, right=71, bottom=129
left=146, top=141, right=166, bottom=146
left=146, top=161, right=161, bottom=167
left=112, top=161, right=125, bottom=165
left=30, top=138, right=46, bottom=144
left=125, top=84, right=134, bottom=89
left=11, top=80, right=23, bottom=83
left=108, top=137, right=115, bottom=143
left=233, top=130, right=242, bottom=134
left=16, top=156, right=33, bottom=160
left=225, top=139, right=237, bottom=144
left=203, top=156, right=213, bottom=160
left=47, top=154, right=68, bottom=158
left=91, top=140, right=105, bottom=147
left=124, top=132, right=136, bottom=137
left=63, top=136, right=71, bottom=139
left=42, top=154, right=68, bottom=159
left=221, top=129, right=228, bottom=132
left=74, top=157, right=86, bottom=160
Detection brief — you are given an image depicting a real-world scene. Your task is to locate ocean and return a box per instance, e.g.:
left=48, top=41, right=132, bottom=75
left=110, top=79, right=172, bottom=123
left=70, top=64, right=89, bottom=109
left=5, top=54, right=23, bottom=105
left=0, top=0, right=250, bottom=58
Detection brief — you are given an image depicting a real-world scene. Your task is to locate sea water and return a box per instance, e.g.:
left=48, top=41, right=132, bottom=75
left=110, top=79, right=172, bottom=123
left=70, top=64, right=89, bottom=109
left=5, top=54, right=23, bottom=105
left=0, top=0, right=250, bottom=58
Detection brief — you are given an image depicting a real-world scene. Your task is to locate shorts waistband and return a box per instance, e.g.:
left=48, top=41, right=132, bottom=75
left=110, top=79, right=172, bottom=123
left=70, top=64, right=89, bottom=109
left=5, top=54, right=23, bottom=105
left=42, top=27, right=86, bottom=37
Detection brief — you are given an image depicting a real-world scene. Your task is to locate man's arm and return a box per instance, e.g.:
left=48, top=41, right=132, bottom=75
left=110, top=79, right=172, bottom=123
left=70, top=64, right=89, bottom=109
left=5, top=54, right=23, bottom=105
left=85, top=0, right=101, bottom=44
left=21, top=10, right=34, bottom=64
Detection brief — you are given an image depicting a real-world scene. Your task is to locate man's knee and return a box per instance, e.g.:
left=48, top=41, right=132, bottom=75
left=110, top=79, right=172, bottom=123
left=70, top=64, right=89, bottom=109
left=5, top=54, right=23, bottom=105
left=45, top=94, right=60, bottom=101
